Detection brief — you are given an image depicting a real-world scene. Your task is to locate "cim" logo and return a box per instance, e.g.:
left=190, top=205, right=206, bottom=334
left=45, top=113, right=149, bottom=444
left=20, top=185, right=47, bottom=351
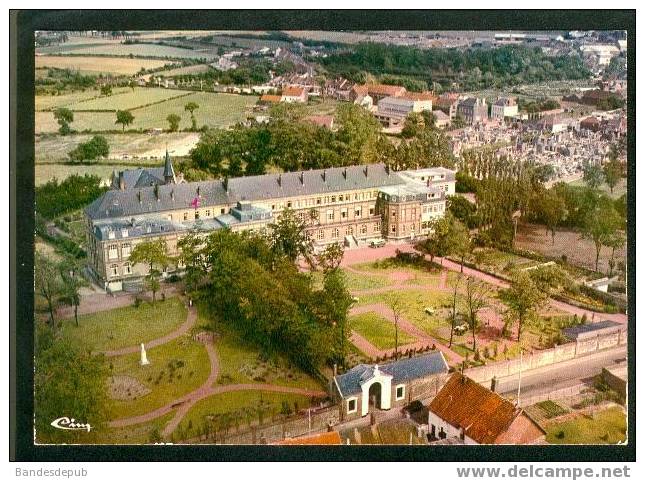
left=50, top=417, right=92, bottom=432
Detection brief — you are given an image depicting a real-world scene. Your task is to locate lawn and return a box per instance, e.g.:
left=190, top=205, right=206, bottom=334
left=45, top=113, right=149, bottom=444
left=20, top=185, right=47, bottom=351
left=173, top=390, right=314, bottom=441
left=195, top=304, right=322, bottom=391
left=35, top=55, right=171, bottom=75
left=569, top=177, right=627, bottom=200
left=349, top=312, right=416, bottom=350
left=347, top=261, right=444, bottom=289
left=36, top=92, right=257, bottom=133
left=355, top=288, right=455, bottom=340
left=107, top=335, right=210, bottom=420
left=85, top=411, right=175, bottom=445
left=60, top=297, right=187, bottom=352
left=309, top=268, right=392, bottom=291
left=545, top=407, right=627, bottom=444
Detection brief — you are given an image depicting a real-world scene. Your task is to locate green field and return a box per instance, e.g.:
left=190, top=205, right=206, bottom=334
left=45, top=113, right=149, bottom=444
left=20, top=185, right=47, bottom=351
left=35, top=163, right=123, bottom=186
left=85, top=411, right=175, bottom=445
left=60, top=298, right=187, bottom=352
left=36, top=92, right=257, bottom=133
left=65, top=87, right=190, bottom=111
left=107, top=335, right=211, bottom=420
left=545, top=407, right=627, bottom=444
left=173, top=390, right=314, bottom=441
left=349, top=312, right=416, bottom=350
left=35, top=87, right=130, bottom=111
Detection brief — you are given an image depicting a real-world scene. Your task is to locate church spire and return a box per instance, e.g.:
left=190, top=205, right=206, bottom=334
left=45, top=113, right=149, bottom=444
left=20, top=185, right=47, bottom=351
left=163, top=147, right=176, bottom=184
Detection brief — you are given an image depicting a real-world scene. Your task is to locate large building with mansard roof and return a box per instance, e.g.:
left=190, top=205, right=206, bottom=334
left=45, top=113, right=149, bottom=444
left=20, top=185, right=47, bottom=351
left=85, top=152, right=455, bottom=291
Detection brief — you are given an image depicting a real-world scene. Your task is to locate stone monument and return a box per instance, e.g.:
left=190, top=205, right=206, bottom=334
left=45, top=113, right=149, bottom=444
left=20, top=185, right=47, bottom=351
left=140, top=343, right=150, bottom=366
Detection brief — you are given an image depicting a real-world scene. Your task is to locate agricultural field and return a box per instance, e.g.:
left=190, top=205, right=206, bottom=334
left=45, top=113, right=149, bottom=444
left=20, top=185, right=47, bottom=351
left=35, top=55, right=171, bottom=75
left=36, top=91, right=257, bottom=133
left=35, top=132, right=200, bottom=163
left=35, top=87, right=129, bottom=112
left=35, top=163, right=121, bottom=186
left=158, top=64, right=212, bottom=77
left=55, top=42, right=218, bottom=60
left=64, top=87, right=190, bottom=111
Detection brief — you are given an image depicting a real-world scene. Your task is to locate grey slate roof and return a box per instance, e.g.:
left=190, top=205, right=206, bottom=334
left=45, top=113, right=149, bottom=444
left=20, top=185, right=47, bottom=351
left=562, top=320, right=623, bottom=340
left=334, top=351, right=448, bottom=398
left=87, top=163, right=406, bottom=221
left=163, top=150, right=176, bottom=181
left=112, top=167, right=166, bottom=190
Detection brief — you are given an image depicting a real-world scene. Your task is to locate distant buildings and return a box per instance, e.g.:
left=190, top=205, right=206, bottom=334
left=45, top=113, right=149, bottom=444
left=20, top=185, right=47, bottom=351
left=434, top=92, right=461, bottom=120
left=351, top=83, right=407, bottom=103
left=427, top=373, right=546, bottom=445
left=374, top=95, right=433, bottom=128
left=281, top=85, right=308, bottom=103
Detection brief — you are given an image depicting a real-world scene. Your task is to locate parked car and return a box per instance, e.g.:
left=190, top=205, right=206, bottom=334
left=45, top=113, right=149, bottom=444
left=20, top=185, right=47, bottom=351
left=369, top=239, right=386, bottom=248
left=453, top=323, right=469, bottom=335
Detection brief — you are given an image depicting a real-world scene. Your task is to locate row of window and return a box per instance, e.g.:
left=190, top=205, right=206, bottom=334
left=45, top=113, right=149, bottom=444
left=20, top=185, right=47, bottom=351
left=109, top=263, right=132, bottom=277
left=107, top=243, right=131, bottom=260
left=271, top=191, right=379, bottom=211
left=422, top=204, right=445, bottom=214
left=315, top=222, right=381, bottom=240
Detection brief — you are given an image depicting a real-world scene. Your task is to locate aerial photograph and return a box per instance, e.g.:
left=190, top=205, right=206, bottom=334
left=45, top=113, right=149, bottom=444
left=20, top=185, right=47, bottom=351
left=32, top=28, right=628, bottom=446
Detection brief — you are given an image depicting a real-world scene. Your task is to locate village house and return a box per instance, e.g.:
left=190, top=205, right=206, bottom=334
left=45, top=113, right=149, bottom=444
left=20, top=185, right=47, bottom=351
left=281, top=85, right=308, bottom=103
left=434, top=92, right=461, bottom=120
left=85, top=155, right=456, bottom=290
left=332, top=351, right=450, bottom=420
left=491, top=97, right=518, bottom=120
left=374, top=95, right=434, bottom=128
left=427, top=373, right=546, bottom=445
left=456, top=97, right=488, bottom=125
left=431, top=110, right=451, bottom=129
left=351, top=83, right=407, bottom=103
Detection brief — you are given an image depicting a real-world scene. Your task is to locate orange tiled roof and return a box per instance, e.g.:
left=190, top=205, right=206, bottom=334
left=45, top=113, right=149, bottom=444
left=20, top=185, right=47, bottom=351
left=362, top=83, right=407, bottom=97
left=276, top=431, right=342, bottom=445
left=402, top=91, right=436, bottom=101
left=304, top=115, right=334, bottom=128
left=428, top=373, right=521, bottom=444
left=283, top=86, right=306, bottom=97
left=260, top=94, right=282, bottom=103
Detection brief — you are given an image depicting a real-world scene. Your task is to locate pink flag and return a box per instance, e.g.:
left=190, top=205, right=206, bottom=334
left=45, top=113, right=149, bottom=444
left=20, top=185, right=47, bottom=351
left=191, top=197, right=199, bottom=209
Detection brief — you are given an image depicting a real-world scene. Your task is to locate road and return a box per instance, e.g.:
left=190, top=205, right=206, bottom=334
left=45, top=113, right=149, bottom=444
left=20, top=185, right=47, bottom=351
left=494, top=346, right=627, bottom=399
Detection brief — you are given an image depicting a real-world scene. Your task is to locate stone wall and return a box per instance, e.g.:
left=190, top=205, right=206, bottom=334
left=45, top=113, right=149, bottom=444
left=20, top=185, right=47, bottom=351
left=468, top=329, right=626, bottom=384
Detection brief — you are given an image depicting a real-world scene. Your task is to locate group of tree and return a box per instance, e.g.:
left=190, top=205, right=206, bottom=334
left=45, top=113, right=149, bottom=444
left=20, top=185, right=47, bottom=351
left=174, top=211, right=352, bottom=374
left=68, top=135, right=110, bottom=162
left=517, top=98, right=560, bottom=113
left=318, top=43, right=591, bottom=90
left=35, top=174, right=108, bottom=220
left=35, top=252, right=84, bottom=328
left=129, top=240, right=170, bottom=305
left=53, top=107, right=74, bottom=135
left=416, top=212, right=471, bottom=271
left=115, top=110, right=135, bottom=131
left=184, top=103, right=455, bottom=181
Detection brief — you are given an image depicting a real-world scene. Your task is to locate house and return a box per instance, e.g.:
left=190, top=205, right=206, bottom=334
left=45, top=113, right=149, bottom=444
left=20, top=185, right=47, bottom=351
left=325, top=77, right=355, bottom=101
left=374, top=95, right=433, bottom=128
left=427, top=373, right=546, bottom=445
left=456, top=97, right=488, bottom=125
left=537, top=114, right=567, bottom=133
left=434, top=93, right=461, bottom=120
left=332, top=351, right=449, bottom=420
left=281, top=85, right=308, bottom=103
left=431, top=110, right=451, bottom=128
left=351, top=83, right=407, bottom=103
left=401, top=91, right=435, bottom=111
left=260, top=94, right=282, bottom=104
left=491, top=97, right=518, bottom=120
left=579, top=116, right=602, bottom=132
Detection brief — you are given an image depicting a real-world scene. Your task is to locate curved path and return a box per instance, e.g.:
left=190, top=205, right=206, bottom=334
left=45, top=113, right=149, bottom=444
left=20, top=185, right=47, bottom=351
left=100, top=303, right=197, bottom=358
left=107, top=310, right=327, bottom=438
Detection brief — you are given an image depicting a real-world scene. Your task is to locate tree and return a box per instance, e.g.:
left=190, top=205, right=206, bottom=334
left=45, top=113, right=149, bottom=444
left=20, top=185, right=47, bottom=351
left=185, top=102, right=200, bottom=131
left=129, top=240, right=169, bottom=304
left=320, top=269, right=353, bottom=367
left=53, top=107, right=74, bottom=135
left=166, top=113, right=181, bottom=132
left=35, top=253, right=64, bottom=328
left=605, top=230, right=626, bottom=277
left=501, top=271, right=547, bottom=342
left=59, top=265, right=82, bottom=327
left=583, top=162, right=604, bottom=190
left=462, top=276, right=490, bottom=352
left=34, top=325, right=108, bottom=443
left=450, top=218, right=471, bottom=272
left=538, top=190, right=568, bottom=244
left=448, top=274, right=462, bottom=348
left=603, top=157, right=623, bottom=194
left=387, top=295, right=403, bottom=359
left=581, top=202, right=622, bottom=272
left=268, top=208, right=313, bottom=266
left=100, top=84, right=113, bottom=96
left=115, top=110, right=134, bottom=132
left=68, top=135, right=110, bottom=162
left=316, top=243, right=344, bottom=273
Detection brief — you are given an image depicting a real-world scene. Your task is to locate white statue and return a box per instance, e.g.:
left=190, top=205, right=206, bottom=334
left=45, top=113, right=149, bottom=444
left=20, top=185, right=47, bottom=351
left=140, top=343, right=150, bottom=366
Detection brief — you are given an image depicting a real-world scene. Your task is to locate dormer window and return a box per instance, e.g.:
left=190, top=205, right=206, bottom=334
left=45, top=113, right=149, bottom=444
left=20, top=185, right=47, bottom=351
left=108, top=230, right=115, bottom=240
left=121, top=228, right=128, bottom=238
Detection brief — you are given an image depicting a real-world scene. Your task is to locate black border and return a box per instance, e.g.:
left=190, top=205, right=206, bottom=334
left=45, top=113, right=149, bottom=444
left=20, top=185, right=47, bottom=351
left=11, top=9, right=636, bottom=462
